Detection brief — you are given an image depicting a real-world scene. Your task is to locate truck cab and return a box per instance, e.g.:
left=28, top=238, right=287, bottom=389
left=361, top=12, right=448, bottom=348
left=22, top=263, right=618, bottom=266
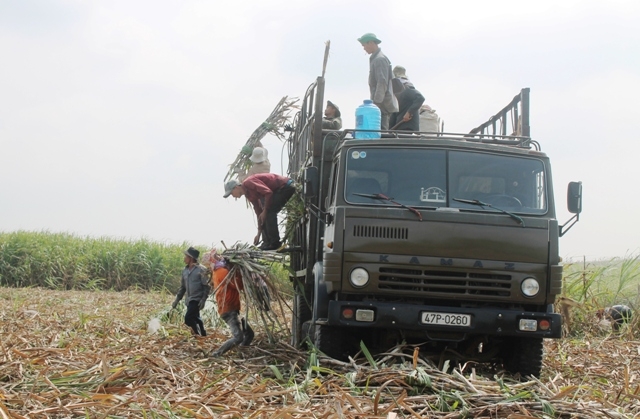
left=287, top=77, right=582, bottom=377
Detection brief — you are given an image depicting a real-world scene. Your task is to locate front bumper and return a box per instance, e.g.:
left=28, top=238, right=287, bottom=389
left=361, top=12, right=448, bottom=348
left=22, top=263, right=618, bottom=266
left=326, top=300, right=562, bottom=339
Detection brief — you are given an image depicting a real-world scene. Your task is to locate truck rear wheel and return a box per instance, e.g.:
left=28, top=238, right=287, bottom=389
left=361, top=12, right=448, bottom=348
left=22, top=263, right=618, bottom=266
left=291, top=280, right=313, bottom=347
left=502, top=337, right=543, bottom=378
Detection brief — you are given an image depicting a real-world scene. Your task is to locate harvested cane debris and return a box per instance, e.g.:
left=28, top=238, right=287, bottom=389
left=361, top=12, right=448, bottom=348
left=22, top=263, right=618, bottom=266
left=1, top=287, right=639, bottom=418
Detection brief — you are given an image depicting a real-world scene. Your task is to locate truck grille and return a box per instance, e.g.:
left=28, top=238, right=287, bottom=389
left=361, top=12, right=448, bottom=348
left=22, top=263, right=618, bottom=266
left=353, top=225, right=409, bottom=240
left=378, top=267, right=512, bottom=297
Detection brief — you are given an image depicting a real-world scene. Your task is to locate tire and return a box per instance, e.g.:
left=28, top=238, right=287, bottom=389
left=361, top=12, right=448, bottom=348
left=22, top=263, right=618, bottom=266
left=315, top=325, right=350, bottom=361
left=290, top=218, right=312, bottom=348
left=301, top=320, right=313, bottom=346
left=291, top=280, right=313, bottom=347
left=502, top=337, right=543, bottom=378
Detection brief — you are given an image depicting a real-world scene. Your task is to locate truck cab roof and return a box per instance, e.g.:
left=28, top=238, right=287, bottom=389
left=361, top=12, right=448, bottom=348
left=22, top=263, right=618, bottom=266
left=336, top=134, right=548, bottom=159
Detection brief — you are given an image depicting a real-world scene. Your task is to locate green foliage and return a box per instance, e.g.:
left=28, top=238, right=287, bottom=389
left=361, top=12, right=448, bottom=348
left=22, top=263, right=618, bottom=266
left=563, top=254, right=640, bottom=305
left=268, top=364, right=285, bottom=382
left=406, top=366, right=433, bottom=392
left=269, top=262, right=294, bottom=295
left=283, top=186, right=305, bottom=244
left=0, top=230, right=294, bottom=320
left=561, top=254, right=640, bottom=336
left=360, top=340, right=378, bottom=370
left=0, top=231, right=188, bottom=291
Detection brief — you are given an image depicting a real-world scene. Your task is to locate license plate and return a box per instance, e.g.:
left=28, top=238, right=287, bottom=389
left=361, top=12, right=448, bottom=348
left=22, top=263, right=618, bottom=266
left=421, top=312, right=471, bottom=327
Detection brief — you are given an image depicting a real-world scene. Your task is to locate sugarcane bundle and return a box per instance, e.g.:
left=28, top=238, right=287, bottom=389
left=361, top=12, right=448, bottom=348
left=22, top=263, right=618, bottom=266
left=225, top=96, right=299, bottom=182
left=283, top=186, right=305, bottom=244
left=206, top=242, right=290, bottom=343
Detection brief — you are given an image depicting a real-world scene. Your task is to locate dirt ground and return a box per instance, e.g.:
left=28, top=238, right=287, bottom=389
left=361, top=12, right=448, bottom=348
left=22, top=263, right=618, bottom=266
left=1, top=288, right=639, bottom=418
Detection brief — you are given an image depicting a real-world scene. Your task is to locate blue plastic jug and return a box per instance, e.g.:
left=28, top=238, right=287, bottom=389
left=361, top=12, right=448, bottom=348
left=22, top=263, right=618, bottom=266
left=355, top=100, right=381, bottom=139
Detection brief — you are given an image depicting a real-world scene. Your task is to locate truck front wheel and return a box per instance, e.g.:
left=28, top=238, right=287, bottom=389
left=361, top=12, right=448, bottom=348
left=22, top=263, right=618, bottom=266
left=316, top=325, right=351, bottom=361
left=502, top=337, right=543, bottom=378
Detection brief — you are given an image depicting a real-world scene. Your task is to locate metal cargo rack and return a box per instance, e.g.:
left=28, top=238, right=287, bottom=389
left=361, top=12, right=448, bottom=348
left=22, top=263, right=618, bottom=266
left=337, top=129, right=540, bottom=151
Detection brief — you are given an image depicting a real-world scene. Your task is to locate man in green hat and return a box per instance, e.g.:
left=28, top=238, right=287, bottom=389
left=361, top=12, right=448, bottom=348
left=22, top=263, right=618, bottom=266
left=357, top=32, right=398, bottom=130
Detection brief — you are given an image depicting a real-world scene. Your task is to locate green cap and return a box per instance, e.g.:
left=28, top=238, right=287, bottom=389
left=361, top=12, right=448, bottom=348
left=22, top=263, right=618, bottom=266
left=358, top=33, right=381, bottom=44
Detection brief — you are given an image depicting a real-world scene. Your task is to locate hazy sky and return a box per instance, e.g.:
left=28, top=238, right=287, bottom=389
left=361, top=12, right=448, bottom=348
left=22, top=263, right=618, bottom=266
left=1, top=0, right=638, bottom=260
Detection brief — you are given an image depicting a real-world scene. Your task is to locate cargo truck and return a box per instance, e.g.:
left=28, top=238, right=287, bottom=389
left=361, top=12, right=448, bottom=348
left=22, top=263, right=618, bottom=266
left=286, top=76, right=582, bottom=377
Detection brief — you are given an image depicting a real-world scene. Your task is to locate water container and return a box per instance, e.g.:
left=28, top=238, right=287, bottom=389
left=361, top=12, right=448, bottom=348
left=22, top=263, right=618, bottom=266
left=355, top=100, right=381, bottom=139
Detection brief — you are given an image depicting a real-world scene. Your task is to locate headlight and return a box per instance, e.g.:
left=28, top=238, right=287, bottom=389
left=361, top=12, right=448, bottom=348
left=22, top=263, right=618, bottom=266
left=349, top=268, right=369, bottom=288
left=521, top=277, right=540, bottom=297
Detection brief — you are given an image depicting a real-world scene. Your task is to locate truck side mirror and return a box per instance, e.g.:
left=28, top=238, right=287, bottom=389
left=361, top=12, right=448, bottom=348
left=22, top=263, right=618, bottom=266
left=304, top=166, right=319, bottom=198
left=560, top=181, right=582, bottom=237
left=567, top=181, right=582, bottom=214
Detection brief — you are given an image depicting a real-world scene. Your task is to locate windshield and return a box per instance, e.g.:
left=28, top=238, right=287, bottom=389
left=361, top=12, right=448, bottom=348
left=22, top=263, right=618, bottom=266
left=344, top=148, right=547, bottom=215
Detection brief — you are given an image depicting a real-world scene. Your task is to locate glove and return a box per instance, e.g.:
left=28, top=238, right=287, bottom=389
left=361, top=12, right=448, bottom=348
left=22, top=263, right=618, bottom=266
left=198, top=298, right=207, bottom=310
left=171, top=298, right=179, bottom=309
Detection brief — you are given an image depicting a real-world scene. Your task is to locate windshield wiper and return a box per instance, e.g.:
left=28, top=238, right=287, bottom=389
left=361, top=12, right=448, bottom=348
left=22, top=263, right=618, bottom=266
left=353, top=193, right=423, bottom=221
left=452, top=198, right=525, bottom=226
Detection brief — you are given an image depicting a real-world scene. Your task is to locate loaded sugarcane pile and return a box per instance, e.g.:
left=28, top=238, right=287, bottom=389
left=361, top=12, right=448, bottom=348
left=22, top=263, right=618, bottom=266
left=224, top=96, right=299, bottom=182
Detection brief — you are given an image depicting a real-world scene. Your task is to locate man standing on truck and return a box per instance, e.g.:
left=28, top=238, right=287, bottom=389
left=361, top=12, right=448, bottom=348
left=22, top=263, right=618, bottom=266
left=358, top=32, right=398, bottom=130
left=223, top=173, right=296, bottom=251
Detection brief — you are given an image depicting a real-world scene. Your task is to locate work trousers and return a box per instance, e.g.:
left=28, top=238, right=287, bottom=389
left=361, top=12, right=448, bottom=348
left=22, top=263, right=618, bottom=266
left=381, top=111, right=391, bottom=131
left=215, top=311, right=244, bottom=355
left=184, top=300, right=206, bottom=336
left=263, top=183, right=295, bottom=247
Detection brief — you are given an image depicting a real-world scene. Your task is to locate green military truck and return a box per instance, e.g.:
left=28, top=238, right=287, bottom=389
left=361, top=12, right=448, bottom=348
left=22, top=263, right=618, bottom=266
left=286, top=76, right=582, bottom=377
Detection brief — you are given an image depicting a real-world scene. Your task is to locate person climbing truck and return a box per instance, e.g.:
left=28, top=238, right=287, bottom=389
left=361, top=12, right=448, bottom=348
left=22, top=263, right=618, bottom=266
left=223, top=173, right=296, bottom=251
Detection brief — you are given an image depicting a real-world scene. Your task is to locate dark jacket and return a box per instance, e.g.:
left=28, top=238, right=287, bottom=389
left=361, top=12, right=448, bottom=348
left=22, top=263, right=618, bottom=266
left=391, top=87, right=425, bottom=132
left=322, top=116, right=342, bottom=130
left=369, top=49, right=399, bottom=114
left=175, top=265, right=210, bottom=304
